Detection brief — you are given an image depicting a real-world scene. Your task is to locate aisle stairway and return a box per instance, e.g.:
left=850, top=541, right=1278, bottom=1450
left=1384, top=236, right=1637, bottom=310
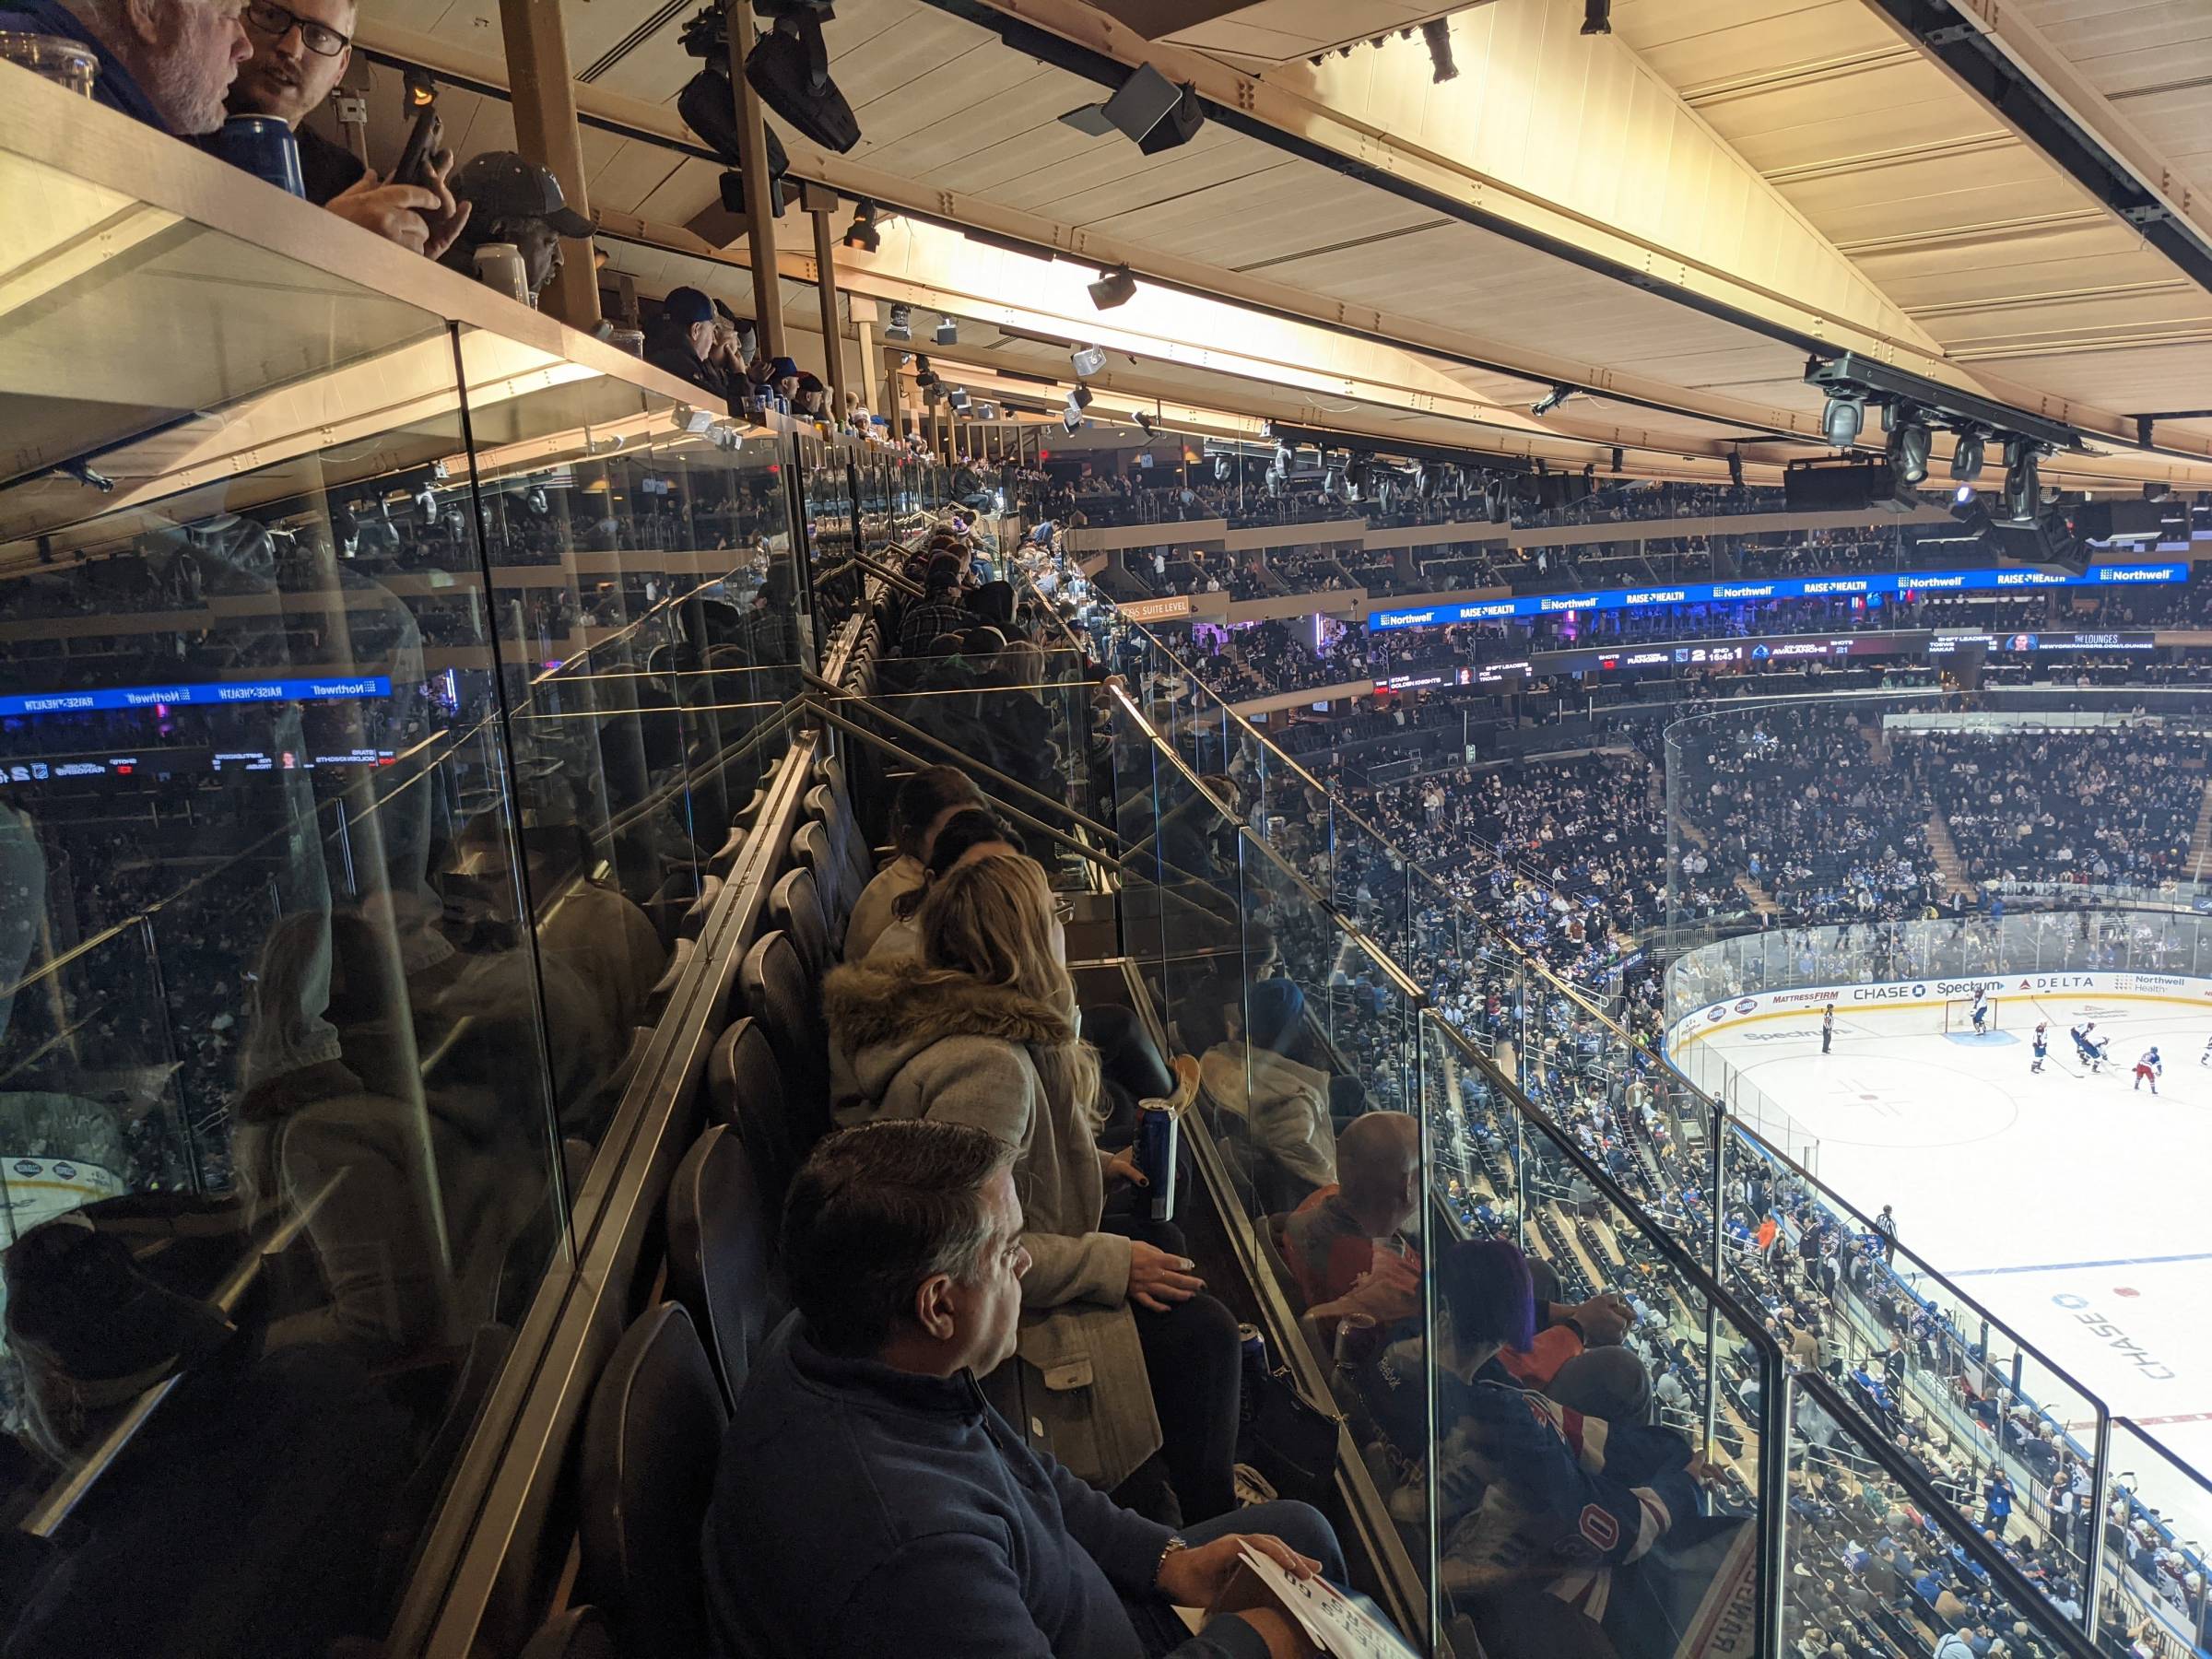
left=2190, top=777, right=2212, bottom=881
left=1674, top=813, right=1777, bottom=915
left=1925, top=808, right=1972, bottom=901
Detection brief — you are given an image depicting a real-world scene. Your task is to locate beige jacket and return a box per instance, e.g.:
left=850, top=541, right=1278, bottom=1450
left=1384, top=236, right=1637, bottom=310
left=1198, top=1041, right=1339, bottom=1194
left=824, top=959, right=1160, bottom=1489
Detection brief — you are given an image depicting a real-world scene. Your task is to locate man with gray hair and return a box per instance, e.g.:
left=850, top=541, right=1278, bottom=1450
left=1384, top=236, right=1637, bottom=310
left=0, top=0, right=247, bottom=135
left=706, top=1119, right=1363, bottom=1659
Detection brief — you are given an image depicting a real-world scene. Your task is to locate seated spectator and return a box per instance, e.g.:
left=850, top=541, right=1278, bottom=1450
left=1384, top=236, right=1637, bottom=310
left=899, top=552, right=977, bottom=655
left=644, top=286, right=737, bottom=407
left=825, top=852, right=1243, bottom=1520
left=1281, top=1117, right=1642, bottom=1418
left=224, top=0, right=468, bottom=252
left=1197, top=976, right=1337, bottom=1204
left=1371, top=1239, right=1713, bottom=1642
left=845, top=765, right=985, bottom=963
left=2, top=0, right=248, bottom=135
left=703, top=1120, right=1351, bottom=1659
left=863, top=805, right=1018, bottom=964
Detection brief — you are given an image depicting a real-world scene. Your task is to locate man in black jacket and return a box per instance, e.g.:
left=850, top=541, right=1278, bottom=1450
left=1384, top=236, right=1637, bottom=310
left=645, top=286, right=737, bottom=409
left=704, top=1120, right=1358, bottom=1659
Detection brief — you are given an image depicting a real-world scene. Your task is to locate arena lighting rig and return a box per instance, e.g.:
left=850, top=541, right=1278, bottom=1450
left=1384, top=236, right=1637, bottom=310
left=1800, top=353, right=2100, bottom=571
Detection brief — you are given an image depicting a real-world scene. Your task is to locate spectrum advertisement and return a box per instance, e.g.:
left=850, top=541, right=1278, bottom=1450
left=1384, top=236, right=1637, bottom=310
left=1363, top=562, right=2187, bottom=632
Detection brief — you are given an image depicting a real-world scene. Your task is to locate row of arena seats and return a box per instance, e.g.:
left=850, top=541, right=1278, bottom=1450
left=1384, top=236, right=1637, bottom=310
left=528, top=745, right=863, bottom=1655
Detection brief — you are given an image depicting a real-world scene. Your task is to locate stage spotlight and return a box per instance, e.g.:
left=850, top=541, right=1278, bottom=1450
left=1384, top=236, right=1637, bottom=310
left=1088, top=266, right=1137, bottom=310
left=747, top=1, right=860, bottom=153
left=1727, top=449, right=1745, bottom=489
left=1582, top=0, right=1611, bottom=34
left=884, top=302, right=912, bottom=343
left=1531, top=382, right=1572, bottom=417
left=1954, top=482, right=1977, bottom=506
left=841, top=197, right=881, bottom=253
left=934, top=315, right=958, bottom=346
left=1820, top=393, right=1865, bottom=449
left=1135, top=410, right=1155, bottom=436
left=405, top=67, right=437, bottom=108
left=1061, top=406, right=1083, bottom=435
left=1070, top=384, right=1094, bottom=411
left=1949, top=429, right=1984, bottom=483
left=947, top=386, right=971, bottom=412
left=1071, top=344, right=1106, bottom=377
left=2003, top=440, right=2040, bottom=524
left=1888, top=415, right=1932, bottom=485
left=1421, top=18, right=1457, bottom=82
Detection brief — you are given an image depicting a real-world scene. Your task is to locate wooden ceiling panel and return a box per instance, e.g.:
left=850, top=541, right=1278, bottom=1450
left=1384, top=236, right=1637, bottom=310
left=1963, top=343, right=2212, bottom=412
left=1085, top=170, right=1437, bottom=269
left=974, top=125, right=1272, bottom=216
left=580, top=131, right=688, bottom=219
left=1622, top=0, right=1900, bottom=94
left=632, top=158, right=724, bottom=227
left=1723, top=97, right=1988, bottom=179
left=1781, top=147, right=2089, bottom=247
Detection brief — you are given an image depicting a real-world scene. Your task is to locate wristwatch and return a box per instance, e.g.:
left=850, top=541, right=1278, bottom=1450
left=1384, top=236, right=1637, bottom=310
left=1154, top=1535, right=1188, bottom=1589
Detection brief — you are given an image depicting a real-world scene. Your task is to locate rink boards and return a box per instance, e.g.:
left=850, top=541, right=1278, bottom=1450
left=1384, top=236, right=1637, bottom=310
left=1668, top=971, right=2212, bottom=1555
left=1667, top=967, right=2212, bottom=1053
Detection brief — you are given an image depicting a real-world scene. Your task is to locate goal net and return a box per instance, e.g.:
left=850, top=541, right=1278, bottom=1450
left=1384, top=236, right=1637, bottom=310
left=1942, top=997, right=1999, bottom=1033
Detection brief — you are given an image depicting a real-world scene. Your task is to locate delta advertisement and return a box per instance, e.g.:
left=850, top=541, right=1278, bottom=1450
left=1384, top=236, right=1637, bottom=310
left=1664, top=968, right=2212, bottom=1054
left=1365, top=561, right=2187, bottom=632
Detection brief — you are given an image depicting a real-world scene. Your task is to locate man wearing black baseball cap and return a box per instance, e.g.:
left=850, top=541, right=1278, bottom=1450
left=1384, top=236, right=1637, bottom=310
left=644, top=285, right=740, bottom=408
left=438, top=150, right=594, bottom=304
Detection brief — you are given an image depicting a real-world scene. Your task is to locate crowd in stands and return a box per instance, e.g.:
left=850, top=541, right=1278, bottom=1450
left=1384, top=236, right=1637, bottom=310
left=1919, top=729, right=2206, bottom=890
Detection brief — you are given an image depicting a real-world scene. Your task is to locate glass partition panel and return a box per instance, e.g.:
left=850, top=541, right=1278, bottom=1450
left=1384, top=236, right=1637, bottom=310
left=0, top=321, right=578, bottom=1654
left=2105, top=1423, right=2212, bottom=1657
left=1423, top=1013, right=1779, bottom=1657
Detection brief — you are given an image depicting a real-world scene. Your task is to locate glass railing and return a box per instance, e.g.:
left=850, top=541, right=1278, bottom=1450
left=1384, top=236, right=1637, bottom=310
left=0, top=252, right=957, bottom=1653
left=1003, top=533, right=2151, bottom=1653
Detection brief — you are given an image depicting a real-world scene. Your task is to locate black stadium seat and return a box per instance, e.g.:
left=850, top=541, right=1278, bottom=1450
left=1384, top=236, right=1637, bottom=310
left=738, top=931, right=830, bottom=1147
left=790, top=818, right=843, bottom=925
left=705, top=1016, right=795, bottom=1217
left=767, top=865, right=832, bottom=981
left=518, top=1606, right=617, bottom=1659
left=580, top=1303, right=727, bottom=1658
left=666, top=1124, right=779, bottom=1407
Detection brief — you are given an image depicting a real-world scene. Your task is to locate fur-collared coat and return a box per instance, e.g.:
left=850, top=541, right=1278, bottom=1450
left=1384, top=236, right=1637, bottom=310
left=823, top=959, right=1161, bottom=1490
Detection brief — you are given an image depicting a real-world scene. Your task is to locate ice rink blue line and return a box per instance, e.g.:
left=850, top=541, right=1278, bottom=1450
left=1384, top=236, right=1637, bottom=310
left=1948, top=1251, right=2212, bottom=1278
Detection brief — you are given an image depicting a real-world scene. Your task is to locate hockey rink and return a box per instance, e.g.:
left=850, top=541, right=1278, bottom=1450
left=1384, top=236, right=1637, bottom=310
left=1690, top=992, right=2212, bottom=1535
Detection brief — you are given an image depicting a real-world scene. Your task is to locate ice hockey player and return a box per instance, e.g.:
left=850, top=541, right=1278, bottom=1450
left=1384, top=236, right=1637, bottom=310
left=2135, top=1047, right=2162, bottom=1095
left=2200, top=1034, right=2211, bottom=1069
left=2070, top=1022, right=2104, bottom=1072
left=1971, top=987, right=1989, bottom=1035
left=2030, top=1023, right=2048, bottom=1074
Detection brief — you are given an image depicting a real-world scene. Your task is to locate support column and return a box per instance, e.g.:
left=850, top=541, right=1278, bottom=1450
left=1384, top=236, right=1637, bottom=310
left=726, top=0, right=784, bottom=360
left=802, top=184, right=850, bottom=418
left=499, top=0, right=598, bottom=331
left=852, top=296, right=881, bottom=420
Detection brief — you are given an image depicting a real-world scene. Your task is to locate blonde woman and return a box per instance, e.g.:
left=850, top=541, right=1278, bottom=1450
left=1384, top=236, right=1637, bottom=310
left=824, top=852, right=1242, bottom=1519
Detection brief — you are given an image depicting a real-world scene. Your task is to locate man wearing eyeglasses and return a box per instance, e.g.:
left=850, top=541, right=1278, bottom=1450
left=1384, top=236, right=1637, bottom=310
left=225, top=0, right=469, bottom=256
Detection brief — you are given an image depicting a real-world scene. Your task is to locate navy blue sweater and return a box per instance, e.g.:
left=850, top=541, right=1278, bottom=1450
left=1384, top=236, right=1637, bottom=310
left=703, top=1315, right=1270, bottom=1659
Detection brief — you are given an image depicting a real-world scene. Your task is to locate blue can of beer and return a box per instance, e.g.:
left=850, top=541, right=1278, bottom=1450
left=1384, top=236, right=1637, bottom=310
left=209, top=114, right=304, bottom=198
left=1135, top=1099, right=1178, bottom=1222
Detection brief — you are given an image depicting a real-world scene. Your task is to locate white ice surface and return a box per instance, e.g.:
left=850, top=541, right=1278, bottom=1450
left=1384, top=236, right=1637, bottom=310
left=1700, top=994, right=2212, bottom=1541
